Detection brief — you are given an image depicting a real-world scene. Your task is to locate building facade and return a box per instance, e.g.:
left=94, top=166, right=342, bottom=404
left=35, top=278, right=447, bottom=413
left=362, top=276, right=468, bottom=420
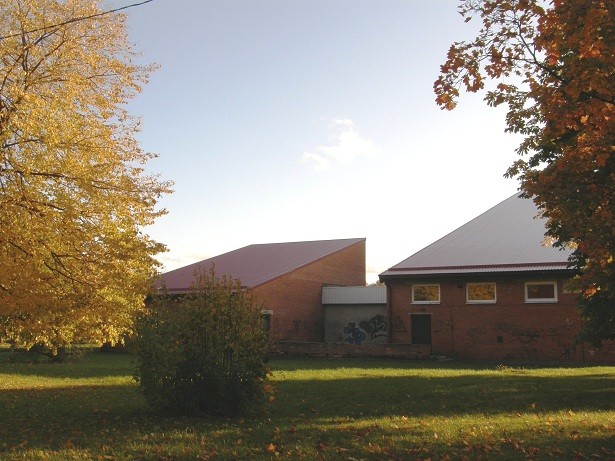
left=157, top=238, right=366, bottom=343
left=380, top=194, right=615, bottom=362
left=156, top=196, right=615, bottom=362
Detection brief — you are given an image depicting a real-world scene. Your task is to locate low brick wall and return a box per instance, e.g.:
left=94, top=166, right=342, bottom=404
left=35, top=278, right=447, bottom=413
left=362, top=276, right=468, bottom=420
left=270, top=341, right=431, bottom=359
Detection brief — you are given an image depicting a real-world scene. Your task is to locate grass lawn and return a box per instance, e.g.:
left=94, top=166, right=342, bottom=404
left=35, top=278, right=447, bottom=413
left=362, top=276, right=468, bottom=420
left=0, top=351, right=614, bottom=460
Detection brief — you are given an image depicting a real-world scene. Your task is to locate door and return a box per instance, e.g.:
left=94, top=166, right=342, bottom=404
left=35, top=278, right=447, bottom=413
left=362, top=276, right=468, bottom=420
left=411, top=314, right=431, bottom=345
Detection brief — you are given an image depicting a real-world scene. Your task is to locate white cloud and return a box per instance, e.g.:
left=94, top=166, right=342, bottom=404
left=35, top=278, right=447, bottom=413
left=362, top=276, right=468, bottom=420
left=301, top=119, right=381, bottom=171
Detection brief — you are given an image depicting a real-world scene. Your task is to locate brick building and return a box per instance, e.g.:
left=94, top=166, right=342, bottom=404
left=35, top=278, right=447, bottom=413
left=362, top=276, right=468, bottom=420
left=157, top=238, right=366, bottom=342
left=156, top=197, right=614, bottom=362
left=380, top=194, right=615, bottom=363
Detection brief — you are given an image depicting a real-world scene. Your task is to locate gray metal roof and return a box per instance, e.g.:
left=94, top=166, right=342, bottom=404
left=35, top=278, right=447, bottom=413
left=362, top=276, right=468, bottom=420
left=158, top=238, right=365, bottom=292
left=322, top=286, right=386, bottom=304
left=380, top=194, right=573, bottom=278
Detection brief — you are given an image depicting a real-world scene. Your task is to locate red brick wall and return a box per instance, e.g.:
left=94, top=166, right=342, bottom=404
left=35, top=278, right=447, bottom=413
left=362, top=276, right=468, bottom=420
left=270, top=341, right=430, bottom=359
left=387, top=277, right=615, bottom=363
left=252, top=240, right=365, bottom=342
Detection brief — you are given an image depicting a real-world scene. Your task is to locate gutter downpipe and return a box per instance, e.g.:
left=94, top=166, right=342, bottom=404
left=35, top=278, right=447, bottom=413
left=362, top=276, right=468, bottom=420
left=385, top=281, right=392, bottom=346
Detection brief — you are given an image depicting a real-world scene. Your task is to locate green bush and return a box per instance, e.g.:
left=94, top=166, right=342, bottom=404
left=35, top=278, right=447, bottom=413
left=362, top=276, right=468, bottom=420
left=134, top=267, right=272, bottom=416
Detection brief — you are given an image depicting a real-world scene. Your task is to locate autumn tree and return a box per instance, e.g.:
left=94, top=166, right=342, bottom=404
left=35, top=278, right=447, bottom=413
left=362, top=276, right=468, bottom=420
left=0, top=0, right=171, bottom=356
left=435, top=0, right=614, bottom=345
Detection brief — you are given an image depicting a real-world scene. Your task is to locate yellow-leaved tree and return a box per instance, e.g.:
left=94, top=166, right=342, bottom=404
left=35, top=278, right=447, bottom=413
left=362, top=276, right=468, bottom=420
left=0, top=0, right=171, bottom=358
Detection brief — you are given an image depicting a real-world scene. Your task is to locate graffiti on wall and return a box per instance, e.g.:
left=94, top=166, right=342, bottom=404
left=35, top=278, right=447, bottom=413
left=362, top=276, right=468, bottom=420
left=391, top=315, right=407, bottom=332
left=343, top=315, right=388, bottom=345
left=465, top=326, right=494, bottom=346
left=495, top=323, right=541, bottom=343
left=460, top=319, right=583, bottom=361
left=548, top=320, right=576, bottom=361
left=291, top=319, right=302, bottom=334
left=434, top=319, right=452, bottom=333
left=343, top=322, right=367, bottom=345
left=286, top=318, right=324, bottom=339
left=359, top=314, right=387, bottom=340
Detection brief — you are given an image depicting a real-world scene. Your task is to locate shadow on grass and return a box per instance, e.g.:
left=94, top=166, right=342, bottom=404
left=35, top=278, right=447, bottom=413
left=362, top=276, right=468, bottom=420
left=0, top=381, right=613, bottom=459
left=1, top=378, right=613, bottom=460
left=0, top=351, right=134, bottom=379
left=0, top=383, right=255, bottom=459
left=272, top=373, right=615, bottom=420
left=0, top=384, right=152, bottom=450
left=1, top=355, right=614, bottom=459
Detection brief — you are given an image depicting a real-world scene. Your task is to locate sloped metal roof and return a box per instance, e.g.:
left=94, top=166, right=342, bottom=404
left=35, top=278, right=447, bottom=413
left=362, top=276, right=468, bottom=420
left=380, top=194, right=573, bottom=278
left=158, top=238, right=365, bottom=293
left=322, top=286, right=386, bottom=304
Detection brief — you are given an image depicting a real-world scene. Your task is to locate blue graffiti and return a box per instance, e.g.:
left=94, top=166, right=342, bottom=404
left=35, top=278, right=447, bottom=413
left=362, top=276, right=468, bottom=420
left=343, top=322, right=367, bottom=345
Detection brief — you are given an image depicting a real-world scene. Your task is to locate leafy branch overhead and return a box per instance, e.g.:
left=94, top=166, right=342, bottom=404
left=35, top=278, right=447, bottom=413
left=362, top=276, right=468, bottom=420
left=435, top=0, right=614, bottom=344
left=0, top=0, right=171, bottom=354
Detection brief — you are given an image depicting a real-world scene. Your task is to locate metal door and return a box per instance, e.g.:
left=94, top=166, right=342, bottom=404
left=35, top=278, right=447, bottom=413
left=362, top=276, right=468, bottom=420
left=411, top=314, right=431, bottom=345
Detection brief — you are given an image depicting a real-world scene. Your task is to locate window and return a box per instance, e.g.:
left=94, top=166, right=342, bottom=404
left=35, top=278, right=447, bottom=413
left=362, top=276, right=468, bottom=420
left=412, top=284, right=440, bottom=304
left=261, top=310, right=272, bottom=332
left=466, top=283, right=496, bottom=303
left=525, top=282, right=557, bottom=303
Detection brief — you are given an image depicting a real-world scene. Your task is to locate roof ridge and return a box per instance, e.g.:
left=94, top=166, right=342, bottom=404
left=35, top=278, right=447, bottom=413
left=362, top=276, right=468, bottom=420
left=248, top=237, right=365, bottom=247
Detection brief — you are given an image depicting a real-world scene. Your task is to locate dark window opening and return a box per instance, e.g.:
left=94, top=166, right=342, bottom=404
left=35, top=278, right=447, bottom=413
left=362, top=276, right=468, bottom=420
left=261, top=312, right=271, bottom=333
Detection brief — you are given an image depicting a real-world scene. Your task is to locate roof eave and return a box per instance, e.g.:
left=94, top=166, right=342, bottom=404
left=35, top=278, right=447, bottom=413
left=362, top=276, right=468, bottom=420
left=379, top=264, right=575, bottom=283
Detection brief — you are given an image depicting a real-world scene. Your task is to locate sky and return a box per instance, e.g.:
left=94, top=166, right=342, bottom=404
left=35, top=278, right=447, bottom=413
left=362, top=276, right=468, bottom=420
left=115, top=0, right=522, bottom=283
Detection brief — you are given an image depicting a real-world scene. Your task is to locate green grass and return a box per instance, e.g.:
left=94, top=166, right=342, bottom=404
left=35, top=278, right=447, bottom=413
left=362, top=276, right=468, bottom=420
left=1, top=352, right=614, bottom=460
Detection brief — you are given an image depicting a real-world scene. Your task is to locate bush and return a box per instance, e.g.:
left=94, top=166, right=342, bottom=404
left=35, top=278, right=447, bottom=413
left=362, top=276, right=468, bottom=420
left=134, top=267, right=272, bottom=416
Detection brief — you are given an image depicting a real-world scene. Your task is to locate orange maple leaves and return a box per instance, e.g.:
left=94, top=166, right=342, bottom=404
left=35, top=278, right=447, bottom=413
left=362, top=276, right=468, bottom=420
left=435, top=0, right=614, bottom=344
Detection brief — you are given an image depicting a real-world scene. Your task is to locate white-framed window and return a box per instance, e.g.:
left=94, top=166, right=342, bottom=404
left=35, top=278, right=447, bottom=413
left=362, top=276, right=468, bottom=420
left=466, top=282, right=497, bottom=304
left=412, top=284, right=440, bottom=304
left=524, top=281, right=558, bottom=303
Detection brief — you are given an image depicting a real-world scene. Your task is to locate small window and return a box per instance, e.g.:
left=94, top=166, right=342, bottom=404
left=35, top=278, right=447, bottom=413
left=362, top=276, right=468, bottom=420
left=525, top=282, right=557, bottom=303
left=412, top=284, right=440, bottom=304
left=466, top=283, right=496, bottom=303
left=261, top=310, right=272, bottom=332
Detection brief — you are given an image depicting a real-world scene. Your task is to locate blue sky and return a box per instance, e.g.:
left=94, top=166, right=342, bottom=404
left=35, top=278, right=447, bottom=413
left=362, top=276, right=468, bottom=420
left=118, top=0, right=521, bottom=282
